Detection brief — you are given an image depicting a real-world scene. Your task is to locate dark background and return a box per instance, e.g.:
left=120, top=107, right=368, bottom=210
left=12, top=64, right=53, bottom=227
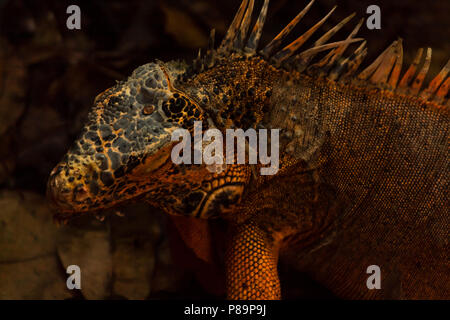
left=0, top=0, right=448, bottom=299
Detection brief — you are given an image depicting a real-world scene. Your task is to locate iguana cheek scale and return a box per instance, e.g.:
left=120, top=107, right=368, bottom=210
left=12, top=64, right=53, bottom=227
left=47, top=0, right=449, bottom=299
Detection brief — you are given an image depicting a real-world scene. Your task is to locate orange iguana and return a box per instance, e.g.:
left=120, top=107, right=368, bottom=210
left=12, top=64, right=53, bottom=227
left=47, top=0, right=449, bottom=299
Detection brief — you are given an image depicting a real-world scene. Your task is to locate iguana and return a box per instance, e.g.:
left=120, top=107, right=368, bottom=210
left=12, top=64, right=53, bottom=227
left=47, top=0, right=449, bottom=299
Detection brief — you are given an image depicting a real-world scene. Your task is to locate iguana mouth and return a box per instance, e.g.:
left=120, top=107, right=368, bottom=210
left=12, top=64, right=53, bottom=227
left=47, top=160, right=150, bottom=216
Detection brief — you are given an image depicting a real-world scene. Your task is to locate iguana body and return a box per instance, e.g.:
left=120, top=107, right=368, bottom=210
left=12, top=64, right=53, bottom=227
left=47, top=0, right=449, bottom=299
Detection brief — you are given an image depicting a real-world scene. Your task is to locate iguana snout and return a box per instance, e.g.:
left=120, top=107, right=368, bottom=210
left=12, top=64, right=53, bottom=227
left=47, top=164, right=79, bottom=212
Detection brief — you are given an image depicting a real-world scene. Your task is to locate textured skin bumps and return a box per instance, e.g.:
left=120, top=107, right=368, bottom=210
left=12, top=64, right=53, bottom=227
left=226, top=222, right=280, bottom=299
left=181, top=56, right=278, bottom=130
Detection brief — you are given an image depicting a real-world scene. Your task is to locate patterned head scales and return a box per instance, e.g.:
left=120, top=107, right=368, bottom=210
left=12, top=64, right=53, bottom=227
left=47, top=61, right=207, bottom=217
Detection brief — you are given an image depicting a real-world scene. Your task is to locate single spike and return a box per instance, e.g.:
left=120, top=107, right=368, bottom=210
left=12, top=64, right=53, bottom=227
left=219, top=0, right=249, bottom=52
left=208, top=29, right=216, bottom=50
left=193, top=48, right=203, bottom=72
left=328, top=56, right=351, bottom=80
left=192, top=49, right=200, bottom=64
left=421, top=59, right=450, bottom=99
left=353, top=40, right=367, bottom=56
left=434, top=77, right=450, bottom=102
left=234, top=0, right=255, bottom=49
left=410, top=47, right=432, bottom=95
left=358, top=42, right=395, bottom=80
left=289, top=38, right=363, bottom=72
left=245, top=0, right=270, bottom=52
left=260, top=0, right=315, bottom=58
left=370, top=40, right=399, bottom=84
left=204, top=52, right=216, bottom=68
left=387, top=39, right=403, bottom=89
left=344, top=47, right=367, bottom=78
left=315, top=13, right=355, bottom=46
left=272, top=6, right=337, bottom=64
left=311, top=48, right=335, bottom=69
left=294, top=38, right=364, bottom=61
left=312, top=18, right=363, bottom=71
left=205, top=32, right=217, bottom=68
left=342, top=41, right=367, bottom=75
left=329, top=39, right=366, bottom=81
left=398, top=48, right=424, bottom=88
left=325, top=18, right=364, bottom=68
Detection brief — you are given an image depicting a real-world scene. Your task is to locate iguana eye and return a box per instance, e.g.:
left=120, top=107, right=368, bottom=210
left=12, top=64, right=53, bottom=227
left=142, top=105, right=155, bottom=115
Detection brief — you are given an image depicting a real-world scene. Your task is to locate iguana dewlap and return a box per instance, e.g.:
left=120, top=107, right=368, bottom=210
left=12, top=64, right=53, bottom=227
left=47, top=0, right=449, bottom=299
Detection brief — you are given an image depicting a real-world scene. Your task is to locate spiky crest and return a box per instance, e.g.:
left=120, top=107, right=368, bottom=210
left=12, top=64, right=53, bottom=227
left=185, top=0, right=449, bottom=106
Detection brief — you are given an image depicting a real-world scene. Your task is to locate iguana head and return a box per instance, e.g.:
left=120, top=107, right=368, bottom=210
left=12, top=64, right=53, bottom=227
left=47, top=58, right=252, bottom=219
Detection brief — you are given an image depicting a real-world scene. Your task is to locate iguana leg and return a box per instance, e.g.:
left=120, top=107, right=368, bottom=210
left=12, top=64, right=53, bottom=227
left=226, top=222, right=281, bottom=300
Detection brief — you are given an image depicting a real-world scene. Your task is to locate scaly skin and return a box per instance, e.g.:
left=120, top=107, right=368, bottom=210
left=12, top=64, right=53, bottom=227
left=221, top=63, right=448, bottom=299
left=47, top=1, right=449, bottom=299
